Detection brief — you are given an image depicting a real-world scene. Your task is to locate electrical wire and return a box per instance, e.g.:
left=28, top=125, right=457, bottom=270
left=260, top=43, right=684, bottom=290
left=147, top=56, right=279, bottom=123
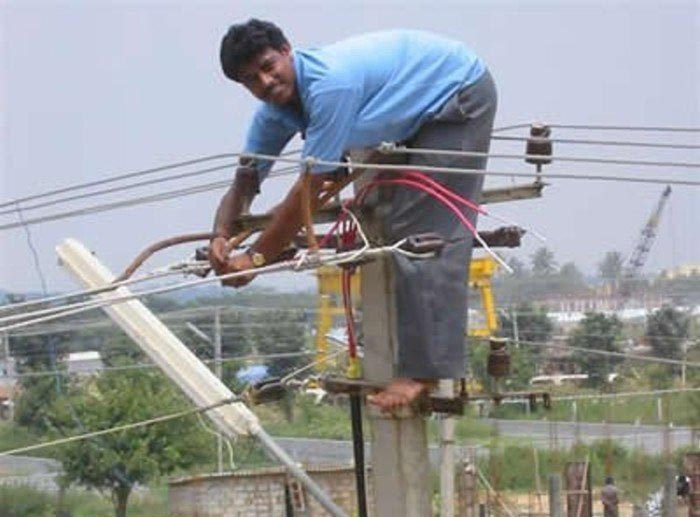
left=0, top=269, right=192, bottom=316
left=509, top=337, right=700, bottom=367
left=15, top=204, right=49, bottom=294
left=0, top=163, right=300, bottom=233
left=0, top=154, right=237, bottom=210
left=381, top=144, right=700, bottom=169
left=0, top=149, right=302, bottom=211
left=0, top=240, right=431, bottom=333
left=8, top=351, right=317, bottom=379
left=491, top=135, right=700, bottom=150
left=0, top=396, right=240, bottom=457
left=248, top=153, right=700, bottom=187
left=0, top=144, right=697, bottom=237
left=548, top=124, right=700, bottom=132
left=0, top=161, right=239, bottom=217
left=550, top=387, right=700, bottom=402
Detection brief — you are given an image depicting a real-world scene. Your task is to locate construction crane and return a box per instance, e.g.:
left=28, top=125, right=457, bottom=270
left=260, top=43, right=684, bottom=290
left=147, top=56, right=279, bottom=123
left=619, top=185, right=672, bottom=300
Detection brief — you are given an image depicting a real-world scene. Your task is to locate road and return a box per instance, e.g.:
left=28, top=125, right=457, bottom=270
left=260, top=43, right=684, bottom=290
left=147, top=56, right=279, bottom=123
left=275, top=418, right=696, bottom=465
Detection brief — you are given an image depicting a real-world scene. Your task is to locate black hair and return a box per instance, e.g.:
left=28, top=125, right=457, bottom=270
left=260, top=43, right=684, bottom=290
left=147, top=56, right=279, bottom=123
left=220, top=19, right=289, bottom=82
left=605, top=477, right=614, bottom=485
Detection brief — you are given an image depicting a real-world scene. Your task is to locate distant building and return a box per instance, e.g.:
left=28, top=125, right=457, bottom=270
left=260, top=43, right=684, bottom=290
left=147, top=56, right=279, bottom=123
left=65, top=351, right=103, bottom=376
left=662, top=263, right=700, bottom=280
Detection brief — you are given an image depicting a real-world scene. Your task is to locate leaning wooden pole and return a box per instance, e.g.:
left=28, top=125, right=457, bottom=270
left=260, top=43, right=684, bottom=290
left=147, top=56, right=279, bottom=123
left=56, top=238, right=347, bottom=517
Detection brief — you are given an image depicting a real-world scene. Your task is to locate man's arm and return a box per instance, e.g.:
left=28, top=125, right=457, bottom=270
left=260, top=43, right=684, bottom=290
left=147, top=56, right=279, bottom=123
left=222, top=172, right=328, bottom=287
left=209, top=163, right=259, bottom=273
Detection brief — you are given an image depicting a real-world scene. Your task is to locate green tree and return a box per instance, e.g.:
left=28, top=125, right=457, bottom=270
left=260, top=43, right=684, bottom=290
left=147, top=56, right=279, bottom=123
left=598, top=251, right=625, bottom=284
left=645, top=305, right=689, bottom=364
left=51, top=368, right=213, bottom=517
left=498, top=302, right=554, bottom=348
left=569, top=312, right=623, bottom=387
left=507, top=256, right=528, bottom=278
left=557, top=261, right=588, bottom=296
left=530, top=247, right=557, bottom=277
left=11, top=332, right=72, bottom=433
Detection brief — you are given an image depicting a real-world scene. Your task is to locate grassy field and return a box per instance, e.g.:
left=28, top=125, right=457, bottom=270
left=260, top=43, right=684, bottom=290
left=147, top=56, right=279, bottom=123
left=491, top=390, right=700, bottom=426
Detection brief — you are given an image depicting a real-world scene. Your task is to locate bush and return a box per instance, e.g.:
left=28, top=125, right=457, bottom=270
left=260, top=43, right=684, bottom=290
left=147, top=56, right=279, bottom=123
left=0, top=485, right=53, bottom=517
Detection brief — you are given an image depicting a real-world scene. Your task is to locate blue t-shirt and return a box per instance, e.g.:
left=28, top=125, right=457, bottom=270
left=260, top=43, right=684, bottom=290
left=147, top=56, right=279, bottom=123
left=244, top=29, right=486, bottom=179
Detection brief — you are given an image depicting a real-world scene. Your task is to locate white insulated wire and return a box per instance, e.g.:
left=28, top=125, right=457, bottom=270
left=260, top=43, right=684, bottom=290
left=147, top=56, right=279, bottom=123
left=0, top=241, right=427, bottom=333
left=0, top=269, right=189, bottom=316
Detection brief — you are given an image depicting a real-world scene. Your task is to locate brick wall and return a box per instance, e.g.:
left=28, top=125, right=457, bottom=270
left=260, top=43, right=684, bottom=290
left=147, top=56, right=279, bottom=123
left=168, top=463, right=373, bottom=517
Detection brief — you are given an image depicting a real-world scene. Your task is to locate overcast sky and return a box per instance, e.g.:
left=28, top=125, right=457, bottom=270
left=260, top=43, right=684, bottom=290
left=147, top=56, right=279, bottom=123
left=1, top=0, right=698, bottom=295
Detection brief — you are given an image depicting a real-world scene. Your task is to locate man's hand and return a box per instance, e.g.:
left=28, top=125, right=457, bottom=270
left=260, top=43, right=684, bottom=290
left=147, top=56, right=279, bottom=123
left=208, top=236, right=230, bottom=274
left=208, top=238, right=257, bottom=288
left=223, top=252, right=257, bottom=287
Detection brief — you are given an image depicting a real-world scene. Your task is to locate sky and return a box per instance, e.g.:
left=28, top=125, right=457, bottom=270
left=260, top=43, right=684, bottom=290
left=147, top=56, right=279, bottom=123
left=0, top=0, right=699, bottom=295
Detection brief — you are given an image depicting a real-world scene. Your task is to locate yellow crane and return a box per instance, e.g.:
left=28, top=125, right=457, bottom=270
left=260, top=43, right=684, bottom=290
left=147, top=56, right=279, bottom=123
left=313, top=257, right=500, bottom=371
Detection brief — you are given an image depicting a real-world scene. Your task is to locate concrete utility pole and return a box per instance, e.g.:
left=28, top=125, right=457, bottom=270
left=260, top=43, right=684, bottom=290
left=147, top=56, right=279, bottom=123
left=56, top=239, right=347, bottom=517
left=358, top=168, right=432, bottom=515
left=662, top=463, right=677, bottom=517
left=439, top=379, right=456, bottom=517
left=549, top=474, right=563, bottom=517
left=213, top=309, right=224, bottom=473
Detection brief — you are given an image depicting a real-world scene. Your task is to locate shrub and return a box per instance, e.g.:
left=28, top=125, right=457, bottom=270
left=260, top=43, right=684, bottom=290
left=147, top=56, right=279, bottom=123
left=0, top=485, right=53, bottom=517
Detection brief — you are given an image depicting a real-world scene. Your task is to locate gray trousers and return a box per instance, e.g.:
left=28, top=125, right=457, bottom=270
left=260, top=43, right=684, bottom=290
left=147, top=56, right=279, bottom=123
left=376, top=69, right=497, bottom=379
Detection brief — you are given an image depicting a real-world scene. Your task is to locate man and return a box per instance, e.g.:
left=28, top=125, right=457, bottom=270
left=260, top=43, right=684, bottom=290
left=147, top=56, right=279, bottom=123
left=601, top=477, right=619, bottom=517
left=210, top=19, right=497, bottom=411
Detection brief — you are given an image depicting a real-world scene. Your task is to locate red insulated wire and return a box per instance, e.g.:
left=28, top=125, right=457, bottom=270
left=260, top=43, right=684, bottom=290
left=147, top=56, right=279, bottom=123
left=342, top=268, right=357, bottom=359
left=339, top=216, right=358, bottom=359
left=355, top=178, right=480, bottom=239
left=326, top=169, right=485, bottom=362
left=400, top=169, right=486, bottom=216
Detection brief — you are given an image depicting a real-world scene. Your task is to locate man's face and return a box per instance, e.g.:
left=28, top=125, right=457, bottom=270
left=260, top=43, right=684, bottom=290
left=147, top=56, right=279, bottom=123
left=237, top=45, right=296, bottom=105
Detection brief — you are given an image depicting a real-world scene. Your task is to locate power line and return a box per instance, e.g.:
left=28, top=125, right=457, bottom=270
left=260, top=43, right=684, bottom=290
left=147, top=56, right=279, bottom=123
left=0, top=154, right=238, bottom=210
left=0, top=396, right=240, bottom=457
left=0, top=161, right=238, bottom=217
left=548, top=124, right=700, bottom=132
left=491, top=135, right=700, bottom=150
left=490, top=122, right=700, bottom=134
left=4, top=303, right=317, bottom=336
left=6, top=350, right=317, bottom=379
left=0, top=163, right=300, bottom=233
left=381, top=144, right=700, bottom=169
left=551, top=387, right=700, bottom=402
left=255, top=153, right=700, bottom=187
left=0, top=148, right=302, bottom=214
left=15, top=204, right=49, bottom=295
left=0, top=269, right=189, bottom=315
left=510, top=337, right=700, bottom=367
left=0, top=241, right=417, bottom=333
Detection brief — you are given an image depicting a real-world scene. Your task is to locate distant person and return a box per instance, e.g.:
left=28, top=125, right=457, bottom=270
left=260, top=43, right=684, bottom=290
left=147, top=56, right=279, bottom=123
left=677, top=474, right=690, bottom=503
left=601, top=476, right=619, bottom=517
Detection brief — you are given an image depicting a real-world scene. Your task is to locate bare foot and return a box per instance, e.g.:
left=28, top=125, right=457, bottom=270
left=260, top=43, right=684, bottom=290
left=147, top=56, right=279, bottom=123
left=367, top=378, right=437, bottom=413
